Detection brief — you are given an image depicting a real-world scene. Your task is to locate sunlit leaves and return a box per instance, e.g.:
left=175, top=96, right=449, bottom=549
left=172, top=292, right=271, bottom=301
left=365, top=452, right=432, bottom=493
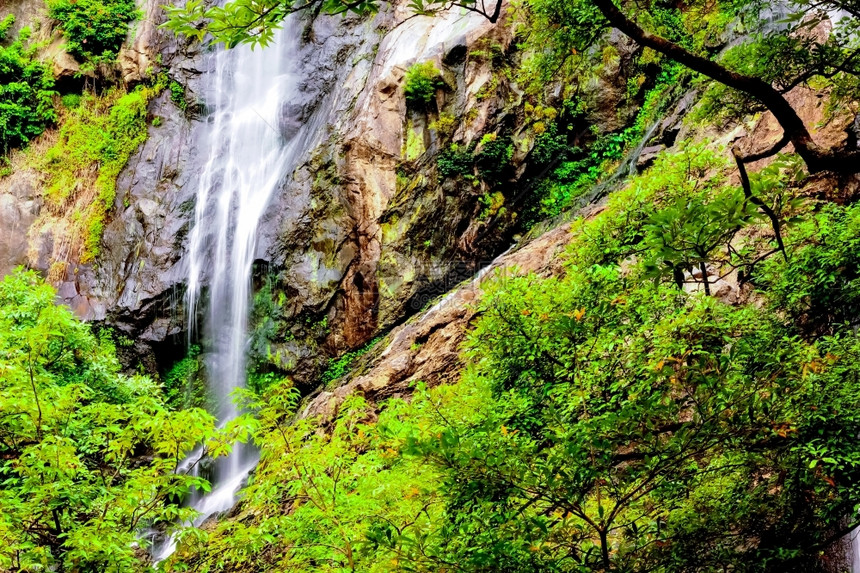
left=0, top=269, right=221, bottom=572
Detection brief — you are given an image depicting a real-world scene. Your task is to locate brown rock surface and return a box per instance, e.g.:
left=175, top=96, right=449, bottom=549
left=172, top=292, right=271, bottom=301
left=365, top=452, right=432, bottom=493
left=302, top=217, right=578, bottom=420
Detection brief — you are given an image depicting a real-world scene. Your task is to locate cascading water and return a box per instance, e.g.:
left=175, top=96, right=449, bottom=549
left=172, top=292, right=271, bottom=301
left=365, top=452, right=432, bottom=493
left=151, top=16, right=312, bottom=562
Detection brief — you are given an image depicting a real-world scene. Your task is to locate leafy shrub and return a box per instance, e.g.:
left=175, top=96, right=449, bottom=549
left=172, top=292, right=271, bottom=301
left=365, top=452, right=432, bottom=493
left=0, top=269, right=224, bottom=571
left=756, top=201, right=860, bottom=335
left=169, top=80, right=187, bottom=111
left=47, top=0, right=140, bottom=62
left=476, top=135, right=513, bottom=184
left=437, top=142, right=475, bottom=179
left=0, top=23, right=57, bottom=153
left=428, top=111, right=456, bottom=137
left=643, top=186, right=756, bottom=292
left=163, top=345, right=203, bottom=408
left=404, top=61, right=442, bottom=107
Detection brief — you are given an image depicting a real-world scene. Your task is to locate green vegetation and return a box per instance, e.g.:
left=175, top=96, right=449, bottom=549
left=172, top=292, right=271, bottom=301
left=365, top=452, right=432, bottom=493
left=38, top=86, right=156, bottom=263
left=47, top=0, right=140, bottom=63
left=1, top=0, right=857, bottom=571
left=170, top=80, right=188, bottom=111
left=437, top=141, right=476, bottom=179
left=159, top=142, right=860, bottom=572
left=164, top=345, right=208, bottom=409
left=0, top=269, right=228, bottom=571
left=321, top=335, right=384, bottom=386
left=436, top=135, right=514, bottom=186
left=525, top=63, right=684, bottom=222
left=169, top=0, right=860, bottom=173
left=403, top=61, right=442, bottom=108
left=0, top=18, right=57, bottom=154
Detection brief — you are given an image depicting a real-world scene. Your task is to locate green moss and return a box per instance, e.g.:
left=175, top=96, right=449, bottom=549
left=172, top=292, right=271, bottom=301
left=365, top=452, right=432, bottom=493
left=38, top=86, right=157, bottom=263
left=403, top=119, right=425, bottom=160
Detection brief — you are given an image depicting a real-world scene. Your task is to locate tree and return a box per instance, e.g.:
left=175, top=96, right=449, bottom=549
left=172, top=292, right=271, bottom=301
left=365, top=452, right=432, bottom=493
left=643, top=187, right=756, bottom=294
left=0, top=269, right=233, bottom=572
left=166, top=0, right=860, bottom=175
left=382, top=265, right=860, bottom=572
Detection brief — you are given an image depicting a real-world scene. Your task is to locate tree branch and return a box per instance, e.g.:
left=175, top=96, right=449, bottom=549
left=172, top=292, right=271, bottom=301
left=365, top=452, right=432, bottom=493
left=591, top=0, right=860, bottom=174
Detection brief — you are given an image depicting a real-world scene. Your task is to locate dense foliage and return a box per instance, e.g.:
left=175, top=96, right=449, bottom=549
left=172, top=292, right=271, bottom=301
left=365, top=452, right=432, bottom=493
left=2, top=0, right=858, bottom=570
left=0, top=17, right=57, bottom=154
left=404, top=61, right=442, bottom=107
left=47, top=0, right=140, bottom=63
left=158, top=143, right=860, bottom=572
left=0, top=270, right=227, bottom=572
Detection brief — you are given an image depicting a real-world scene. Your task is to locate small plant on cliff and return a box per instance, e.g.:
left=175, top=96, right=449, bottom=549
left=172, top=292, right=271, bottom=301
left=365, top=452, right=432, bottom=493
left=437, top=142, right=476, bottom=179
left=321, top=336, right=384, bottom=386
left=0, top=22, right=57, bottom=154
left=403, top=61, right=442, bottom=107
left=169, top=80, right=188, bottom=111
left=47, top=0, right=140, bottom=62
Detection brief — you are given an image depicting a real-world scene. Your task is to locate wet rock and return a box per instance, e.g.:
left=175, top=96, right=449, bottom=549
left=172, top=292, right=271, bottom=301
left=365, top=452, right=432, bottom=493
left=0, top=173, right=41, bottom=276
left=637, top=145, right=665, bottom=169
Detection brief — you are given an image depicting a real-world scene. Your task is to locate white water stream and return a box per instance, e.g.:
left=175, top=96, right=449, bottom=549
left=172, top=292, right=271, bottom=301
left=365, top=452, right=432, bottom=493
left=151, top=17, right=312, bottom=562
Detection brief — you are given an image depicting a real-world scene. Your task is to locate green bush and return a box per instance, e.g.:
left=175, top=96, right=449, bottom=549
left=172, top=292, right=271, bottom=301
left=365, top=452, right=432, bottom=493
left=47, top=0, right=140, bottom=62
left=437, top=142, right=475, bottom=179
left=0, top=22, right=57, bottom=154
left=0, top=269, right=224, bottom=571
left=61, top=93, right=82, bottom=109
left=404, top=61, right=442, bottom=107
left=475, top=135, right=513, bottom=184
left=169, top=80, right=187, bottom=111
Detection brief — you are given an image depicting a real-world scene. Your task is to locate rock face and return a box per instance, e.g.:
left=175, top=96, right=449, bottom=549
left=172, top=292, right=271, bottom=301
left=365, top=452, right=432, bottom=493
left=7, top=0, right=851, bottom=387
left=302, top=214, right=582, bottom=420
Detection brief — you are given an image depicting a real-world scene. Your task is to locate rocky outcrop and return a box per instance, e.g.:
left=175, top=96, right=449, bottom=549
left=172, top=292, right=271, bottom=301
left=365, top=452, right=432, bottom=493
left=302, top=209, right=586, bottom=420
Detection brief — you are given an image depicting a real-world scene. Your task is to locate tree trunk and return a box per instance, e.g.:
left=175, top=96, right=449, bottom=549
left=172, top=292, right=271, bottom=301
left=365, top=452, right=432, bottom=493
left=700, top=262, right=711, bottom=296
left=733, top=148, right=789, bottom=261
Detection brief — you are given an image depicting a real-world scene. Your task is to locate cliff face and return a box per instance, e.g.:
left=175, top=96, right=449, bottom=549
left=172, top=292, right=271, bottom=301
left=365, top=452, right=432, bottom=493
left=0, top=0, right=642, bottom=381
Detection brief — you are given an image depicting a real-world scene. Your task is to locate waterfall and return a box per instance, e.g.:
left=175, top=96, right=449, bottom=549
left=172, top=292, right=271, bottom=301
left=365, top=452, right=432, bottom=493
left=152, top=16, right=311, bottom=562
